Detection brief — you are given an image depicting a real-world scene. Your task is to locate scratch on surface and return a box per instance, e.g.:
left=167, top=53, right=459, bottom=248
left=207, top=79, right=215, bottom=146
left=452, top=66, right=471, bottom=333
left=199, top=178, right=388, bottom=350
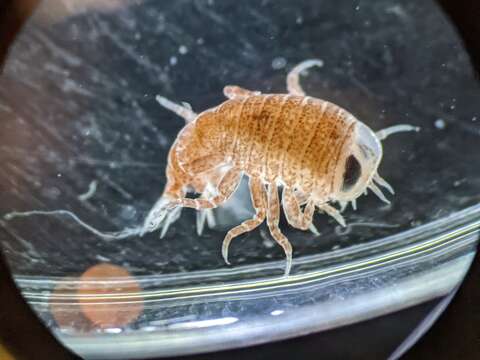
left=194, top=4, right=228, bottom=26
left=455, top=120, right=480, bottom=137
left=34, top=31, right=82, bottom=66
left=335, top=222, right=400, bottom=236
left=44, top=62, right=70, bottom=76
left=76, top=156, right=163, bottom=168
left=77, top=180, right=98, bottom=201
left=0, top=220, right=41, bottom=258
left=5, top=163, right=42, bottom=186
left=349, top=74, right=377, bottom=98
left=98, top=173, right=133, bottom=200
left=29, top=111, right=76, bottom=151
left=91, top=14, right=169, bottom=82
left=62, top=78, right=95, bottom=97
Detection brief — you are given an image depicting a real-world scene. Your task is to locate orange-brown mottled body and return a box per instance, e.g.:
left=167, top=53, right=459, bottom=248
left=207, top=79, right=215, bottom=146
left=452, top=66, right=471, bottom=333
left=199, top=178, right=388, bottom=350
left=163, top=122, right=226, bottom=198
left=142, top=59, right=417, bottom=277
left=175, top=94, right=356, bottom=201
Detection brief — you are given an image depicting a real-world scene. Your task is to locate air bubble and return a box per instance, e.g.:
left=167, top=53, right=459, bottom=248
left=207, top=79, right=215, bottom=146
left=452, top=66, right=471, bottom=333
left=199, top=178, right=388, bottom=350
left=434, top=118, right=446, bottom=129
left=271, top=57, right=287, bottom=70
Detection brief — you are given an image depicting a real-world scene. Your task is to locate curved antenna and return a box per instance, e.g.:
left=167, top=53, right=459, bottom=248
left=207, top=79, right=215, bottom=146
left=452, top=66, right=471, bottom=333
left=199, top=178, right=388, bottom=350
left=376, top=124, right=420, bottom=141
left=286, top=59, right=324, bottom=95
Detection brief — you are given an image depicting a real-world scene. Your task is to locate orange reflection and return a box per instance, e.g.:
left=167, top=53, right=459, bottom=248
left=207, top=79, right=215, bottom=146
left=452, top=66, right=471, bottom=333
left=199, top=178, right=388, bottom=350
left=49, top=279, right=92, bottom=332
left=77, top=263, right=144, bottom=329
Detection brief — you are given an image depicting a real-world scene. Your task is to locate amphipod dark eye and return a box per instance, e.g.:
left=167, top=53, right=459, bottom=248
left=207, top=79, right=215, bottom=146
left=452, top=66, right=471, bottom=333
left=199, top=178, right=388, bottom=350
left=342, top=155, right=361, bottom=191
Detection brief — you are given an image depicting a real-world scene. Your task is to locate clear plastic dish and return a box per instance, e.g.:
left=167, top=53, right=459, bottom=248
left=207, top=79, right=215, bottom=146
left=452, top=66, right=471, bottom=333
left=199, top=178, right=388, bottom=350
left=0, top=0, right=479, bottom=358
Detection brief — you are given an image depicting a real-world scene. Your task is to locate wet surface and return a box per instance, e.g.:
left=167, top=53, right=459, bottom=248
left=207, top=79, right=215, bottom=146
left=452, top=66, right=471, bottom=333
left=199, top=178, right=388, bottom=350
left=0, top=0, right=479, bottom=277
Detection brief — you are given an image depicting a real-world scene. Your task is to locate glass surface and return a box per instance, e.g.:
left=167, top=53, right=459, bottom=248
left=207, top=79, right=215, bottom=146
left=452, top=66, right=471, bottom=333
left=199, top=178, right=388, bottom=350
left=0, top=0, right=479, bottom=358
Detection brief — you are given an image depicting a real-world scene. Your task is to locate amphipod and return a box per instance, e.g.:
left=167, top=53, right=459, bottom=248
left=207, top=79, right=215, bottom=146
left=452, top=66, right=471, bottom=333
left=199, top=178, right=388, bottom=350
left=4, top=60, right=419, bottom=276
left=143, top=59, right=419, bottom=276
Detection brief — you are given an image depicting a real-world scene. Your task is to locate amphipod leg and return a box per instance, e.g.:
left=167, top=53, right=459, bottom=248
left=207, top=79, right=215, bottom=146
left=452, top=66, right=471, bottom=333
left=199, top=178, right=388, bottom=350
left=196, top=183, right=218, bottom=236
left=291, top=189, right=320, bottom=235
left=175, top=167, right=242, bottom=210
left=373, top=173, right=394, bottom=195
left=155, top=94, right=197, bottom=123
left=159, top=206, right=183, bottom=238
left=266, top=183, right=293, bottom=277
left=282, top=188, right=316, bottom=231
left=223, top=85, right=261, bottom=100
left=286, top=59, right=324, bottom=96
left=196, top=208, right=217, bottom=236
left=368, top=183, right=391, bottom=205
left=317, top=203, right=346, bottom=227
left=375, top=124, right=420, bottom=141
left=222, top=177, right=267, bottom=264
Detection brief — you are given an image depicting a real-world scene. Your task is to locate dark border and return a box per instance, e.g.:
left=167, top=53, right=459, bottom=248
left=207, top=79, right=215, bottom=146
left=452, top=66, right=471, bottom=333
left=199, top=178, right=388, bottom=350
left=0, top=1, right=80, bottom=359
left=0, top=1, right=478, bottom=359
left=405, top=2, right=480, bottom=357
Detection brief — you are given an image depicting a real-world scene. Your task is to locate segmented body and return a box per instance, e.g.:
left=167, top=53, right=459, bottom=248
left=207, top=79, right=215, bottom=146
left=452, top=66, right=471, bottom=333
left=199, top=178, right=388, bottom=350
left=206, top=95, right=355, bottom=196
left=143, top=59, right=418, bottom=276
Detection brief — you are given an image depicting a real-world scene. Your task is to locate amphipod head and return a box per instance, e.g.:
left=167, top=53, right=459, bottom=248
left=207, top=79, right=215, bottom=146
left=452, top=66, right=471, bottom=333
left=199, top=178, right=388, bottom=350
left=332, top=121, right=393, bottom=206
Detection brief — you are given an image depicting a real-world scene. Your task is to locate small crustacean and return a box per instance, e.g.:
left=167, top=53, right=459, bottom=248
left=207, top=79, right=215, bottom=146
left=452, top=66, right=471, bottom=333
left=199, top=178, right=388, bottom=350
left=143, top=59, right=419, bottom=276
left=3, top=59, right=419, bottom=276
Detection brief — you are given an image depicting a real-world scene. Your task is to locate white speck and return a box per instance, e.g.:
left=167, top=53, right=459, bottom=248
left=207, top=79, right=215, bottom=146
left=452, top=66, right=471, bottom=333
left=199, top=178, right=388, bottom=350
left=271, top=57, right=287, bottom=70
left=104, top=328, right=122, bottom=334
left=95, top=254, right=111, bottom=262
left=196, top=37, right=204, bottom=45
left=169, top=56, right=178, bottom=66
left=434, top=119, right=446, bottom=130
left=271, top=310, right=284, bottom=316
left=57, top=173, right=62, bottom=178
left=295, top=15, right=303, bottom=24
left=450, top=104, right=456, bottom=110
left=134, top=33, right=141, bottom=40
left=355, top=5, right=360, bottom=10
left=179, top=45, right=188, bottom=55
left=472, top=116, right=477, bottom=122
